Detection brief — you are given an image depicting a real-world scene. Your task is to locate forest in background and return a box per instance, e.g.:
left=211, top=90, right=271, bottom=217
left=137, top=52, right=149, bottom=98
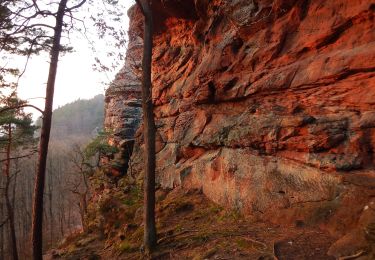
left=0, top=94, right=105, bottom=259
left=37, top=94, right=104, bottom=140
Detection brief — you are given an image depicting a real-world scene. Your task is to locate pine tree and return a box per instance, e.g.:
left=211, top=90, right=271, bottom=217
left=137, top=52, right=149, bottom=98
left=0, top=92, right=37, bottom=260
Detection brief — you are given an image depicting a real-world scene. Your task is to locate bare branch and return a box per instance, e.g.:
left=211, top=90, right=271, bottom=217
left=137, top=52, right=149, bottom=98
left=66, top=0, right=87, bottom=12
left=0, top=104, right=44, bottom=115
left=0, top=151, right=37, bottom=163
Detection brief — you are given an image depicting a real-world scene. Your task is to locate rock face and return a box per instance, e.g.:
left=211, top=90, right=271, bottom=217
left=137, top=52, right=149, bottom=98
left=104, top=7, right=143, bottom=175
left=104, top=7, right=142, bottom=147
left=107, top=0, right=375, bottom=252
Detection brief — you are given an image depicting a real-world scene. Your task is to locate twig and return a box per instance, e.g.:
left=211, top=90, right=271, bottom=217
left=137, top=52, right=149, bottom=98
left=66, top=0, right=87, bottom=12
left=157, top=229, right=199, bottom=244
left=338, top=250, right=366, bottom=260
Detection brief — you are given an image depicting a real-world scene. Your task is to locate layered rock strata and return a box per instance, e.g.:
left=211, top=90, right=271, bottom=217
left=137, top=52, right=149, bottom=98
left=107, top=0, right=375, bottom=256
left=103, top=7, right=143, bottom=175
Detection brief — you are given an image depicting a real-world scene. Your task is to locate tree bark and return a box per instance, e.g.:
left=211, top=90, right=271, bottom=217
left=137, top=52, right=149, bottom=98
left=5, top=176, right=18, bottom=260
left=47, top=160, right=54, bottom=246
left=136, top=0, right=157, bottom=253
left=31, top=0, right=68, bottom=259
left=0, top=212, right=4, bottom=260
left=0, top=191, right=4, bottom=260
left=80, top=169, right=89, bottom=231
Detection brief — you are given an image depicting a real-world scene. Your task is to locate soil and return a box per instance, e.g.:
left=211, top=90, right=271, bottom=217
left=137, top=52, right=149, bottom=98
left=47, top=188, right=337, bottom=260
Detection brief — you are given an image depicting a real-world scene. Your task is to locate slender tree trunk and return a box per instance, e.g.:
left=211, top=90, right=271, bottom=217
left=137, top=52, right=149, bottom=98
left=59, top=211, right=64, bottom=237
left=56, top=160, right=65, bottom=238
left=12, top=160, right=19, bottom=258
left=78, top=193, right=87, bottom=231
left=136, top=0, right=157, bottom=252
left=0, top=215, right=4, bottom=260
left=21, top=190, right=29, bottom=259
left=4, top=123, right=19, bottom=260
left=59, top=193, right=65, bottom=237
left=47, top=161, right=53, bottom=246
left=32, top=1, right=68, bottom=259
left=11, top=160, right=18, bottom=215
left=0, top=215, right=3, bottom=259
left=5, top=177, right=18, bottom=260
left=67, top=205, right=72, bottom=231
left=80, top=171, right=89, bottom=231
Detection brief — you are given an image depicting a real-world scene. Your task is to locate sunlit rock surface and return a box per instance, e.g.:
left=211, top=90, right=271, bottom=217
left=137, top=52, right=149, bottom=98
left=108, top=0, right=375, bottom=254
left=104, top=7, right=143, bottom=176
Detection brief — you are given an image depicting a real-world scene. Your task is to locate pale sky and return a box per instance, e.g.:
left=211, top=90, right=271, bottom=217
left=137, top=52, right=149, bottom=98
left=16, top=1, right=135, bottom=119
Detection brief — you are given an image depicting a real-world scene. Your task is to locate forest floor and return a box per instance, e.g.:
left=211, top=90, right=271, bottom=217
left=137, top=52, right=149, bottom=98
left=45, top=187, right=337, bottom=260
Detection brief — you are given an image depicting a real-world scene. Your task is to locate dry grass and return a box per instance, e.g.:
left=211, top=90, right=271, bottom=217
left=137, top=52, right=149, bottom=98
left=56, top=186, right=336, bottom=260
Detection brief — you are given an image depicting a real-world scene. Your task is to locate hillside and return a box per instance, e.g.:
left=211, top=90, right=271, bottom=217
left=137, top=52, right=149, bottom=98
left=50, top=184, right=337, bottom=260
left=37, top=94, right=104, bottom=141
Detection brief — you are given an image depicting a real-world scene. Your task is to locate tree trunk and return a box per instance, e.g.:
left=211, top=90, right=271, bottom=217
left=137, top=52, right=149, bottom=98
left=80, top=171, right=89, bottom=231
left=59, top=193, right=65, bottom=237
left=31, top=0, right=68, bottom=259
left=136, top=0, right=157, bottom=253
left=78, top=193, right=87, bottom=231
left=0, top=190, right=4, bottom=260
left=67, top=204, right=72, bottom=231
left=4, top=123, right=19, bottom=260
left=48, top=160, right=54, bottom=246
left=0, top=214, right=4, bottom=260
left=5, top=176, right=18, bottom=260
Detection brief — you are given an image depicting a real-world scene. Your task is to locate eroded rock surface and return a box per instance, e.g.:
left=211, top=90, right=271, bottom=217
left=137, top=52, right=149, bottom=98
left=108, top=0, right=375, bottom=255
left=104, top=7, right=143, bottom=175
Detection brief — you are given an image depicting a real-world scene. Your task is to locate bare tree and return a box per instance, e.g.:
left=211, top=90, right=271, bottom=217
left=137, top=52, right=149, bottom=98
left=135, top=0, right=157, bottom=253
left=68, top=144, right=93, bottom=231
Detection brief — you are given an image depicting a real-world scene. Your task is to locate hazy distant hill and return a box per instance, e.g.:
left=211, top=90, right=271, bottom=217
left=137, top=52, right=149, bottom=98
left=37, top=94, right=105, bottom=140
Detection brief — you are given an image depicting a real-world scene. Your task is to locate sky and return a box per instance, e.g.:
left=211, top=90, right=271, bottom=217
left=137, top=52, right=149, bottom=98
left=15, top=1, right=135, bottom=119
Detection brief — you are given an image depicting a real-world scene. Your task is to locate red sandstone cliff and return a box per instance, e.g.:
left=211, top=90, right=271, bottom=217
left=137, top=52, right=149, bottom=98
left=105, top=0, right=375, bottom=257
